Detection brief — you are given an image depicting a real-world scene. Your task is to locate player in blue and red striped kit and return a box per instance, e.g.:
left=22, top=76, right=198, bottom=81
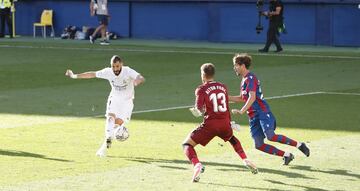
left=229, top=53, right=310, bottom=165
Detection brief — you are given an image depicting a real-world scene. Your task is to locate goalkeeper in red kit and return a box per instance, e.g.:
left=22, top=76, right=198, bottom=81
left=182, top=63, right=258, bottom=183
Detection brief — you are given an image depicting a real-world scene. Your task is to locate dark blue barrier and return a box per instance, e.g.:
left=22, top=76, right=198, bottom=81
left=13, top=0, right=360, bottom=46
left=333, top=5, right=360, bottom=46
left=131, top=2, right=209, bottom=40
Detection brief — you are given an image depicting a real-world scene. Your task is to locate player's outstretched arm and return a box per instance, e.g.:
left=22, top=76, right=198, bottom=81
left=134, top=74, right=145, bottom=87
left=229, top=95, right=245, bottom=103
left=232, top=91, right=256, bottom=115
left=65, top=69, right=96, bottom=79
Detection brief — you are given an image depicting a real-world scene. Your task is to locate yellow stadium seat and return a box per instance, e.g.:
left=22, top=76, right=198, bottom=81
left=33, top=10, right=54, bottom=38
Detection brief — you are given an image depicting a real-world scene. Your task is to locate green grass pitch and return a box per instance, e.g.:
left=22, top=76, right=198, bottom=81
left=0, top=38, right=359, bottom=190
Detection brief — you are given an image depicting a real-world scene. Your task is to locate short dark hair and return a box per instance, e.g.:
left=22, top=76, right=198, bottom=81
left=201, top=63, right=215, bottom=78
left=110, top=55, right=122, bottom=65
left=233, top=53, right=252, bottom=69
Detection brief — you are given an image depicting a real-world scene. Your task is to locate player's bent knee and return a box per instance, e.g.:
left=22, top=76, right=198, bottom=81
left=114, top=118, right=124, bottom=126
left=107, top=116, right=115, bottom=122
left=107, top=113, right=116, bottom=119
left=254, top=139, right=264, bottom=149
left=265, top=131, right=275, bottom=141
left=182, top=137, right=197, bottom=147
left=255, top=144, right=263, bottom=150
left=182, top=143, right=192, bottom=148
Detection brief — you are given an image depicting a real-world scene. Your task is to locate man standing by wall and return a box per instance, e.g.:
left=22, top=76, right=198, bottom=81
left=89, top=0, right=110, bottom=45
left=0, top=0, right=13, bottom=38
left=259, top=0, right=284, bottom=53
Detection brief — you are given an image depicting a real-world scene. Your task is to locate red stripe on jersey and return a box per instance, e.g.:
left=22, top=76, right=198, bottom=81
left=248, top=110, right=255, bottom=118
left=248, top=79, right=257, bottom=92
left=257, top=98, right=268, bottom=113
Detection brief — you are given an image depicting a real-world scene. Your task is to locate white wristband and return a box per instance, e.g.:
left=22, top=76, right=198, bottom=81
left=71, top=74, right=78, bottom=79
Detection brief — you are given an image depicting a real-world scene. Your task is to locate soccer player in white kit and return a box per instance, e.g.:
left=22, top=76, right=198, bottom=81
left=65, top=55, right=145, bottom=157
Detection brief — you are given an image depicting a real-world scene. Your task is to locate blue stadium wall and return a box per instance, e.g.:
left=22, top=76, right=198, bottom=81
left=15, top=0, right=360, bottom=46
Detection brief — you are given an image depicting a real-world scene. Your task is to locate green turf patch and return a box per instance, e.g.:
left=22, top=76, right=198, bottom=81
left=0, top=115, right=358, bottom=190
left=0, top=38, right=359, bottom=190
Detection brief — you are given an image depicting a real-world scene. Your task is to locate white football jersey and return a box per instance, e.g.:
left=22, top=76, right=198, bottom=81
left=96, top=66, right=139, bottom=100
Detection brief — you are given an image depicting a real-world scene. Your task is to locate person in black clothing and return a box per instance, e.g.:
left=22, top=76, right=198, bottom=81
left=0, top=0, right=13, bottom=38
left=259, top=0, right=284, bottom=53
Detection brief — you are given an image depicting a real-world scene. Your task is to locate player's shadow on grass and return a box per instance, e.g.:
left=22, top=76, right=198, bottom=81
left=0, top=149, right=73, bottom=162
left=290, top=165, right=360, bottom=180
left=157, top=165, right=188, bottom=170
left=114, top=156, right=315, bottom=180
left=199, top=182, right=284, bottom=191
left=265, top=179, right=328, bottom=191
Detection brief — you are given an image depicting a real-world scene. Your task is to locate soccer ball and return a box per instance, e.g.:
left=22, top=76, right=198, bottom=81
left=114, top=126, right=129, bottom=141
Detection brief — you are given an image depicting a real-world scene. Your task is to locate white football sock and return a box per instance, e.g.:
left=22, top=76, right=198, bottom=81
left=105, top=117, right=116, bottom=139
left=284, top=152, right=291, bottom=157
left=296, top=142, right=302, bottom=148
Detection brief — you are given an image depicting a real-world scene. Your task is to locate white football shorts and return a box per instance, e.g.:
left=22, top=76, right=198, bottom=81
left=105, top=96, right=134, bottom=123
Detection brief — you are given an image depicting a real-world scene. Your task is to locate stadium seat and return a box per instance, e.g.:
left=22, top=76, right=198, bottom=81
left=33, top=10, right=54, bottom=38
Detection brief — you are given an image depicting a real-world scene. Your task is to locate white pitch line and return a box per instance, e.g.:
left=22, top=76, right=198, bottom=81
left=127, top=91, right=360, bottom=115
left=263, top=53, right=360, bottom=60
left=321, top=92, right=360, bottom=96
left=1, top=44, right=360, bottom=60
left=79, top=91, right=360, bottom=118
left=265, top=91, right=324, bottom=100
left=132, top=106, right=192, bottom=114
left=131, top=91, right=324, bottom=114
left=97, top=91, right=321, bottom=117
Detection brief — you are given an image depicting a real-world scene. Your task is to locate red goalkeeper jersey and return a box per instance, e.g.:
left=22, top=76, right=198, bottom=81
left=195, top=81, right=231, bottom=121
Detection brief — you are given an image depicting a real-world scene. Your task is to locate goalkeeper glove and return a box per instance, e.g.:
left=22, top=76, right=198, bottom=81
left=65, top=70, right=78, bottom=79
left=189, top=107, right=202, bottom=117
left=231, top=121, right=241, bottom=132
